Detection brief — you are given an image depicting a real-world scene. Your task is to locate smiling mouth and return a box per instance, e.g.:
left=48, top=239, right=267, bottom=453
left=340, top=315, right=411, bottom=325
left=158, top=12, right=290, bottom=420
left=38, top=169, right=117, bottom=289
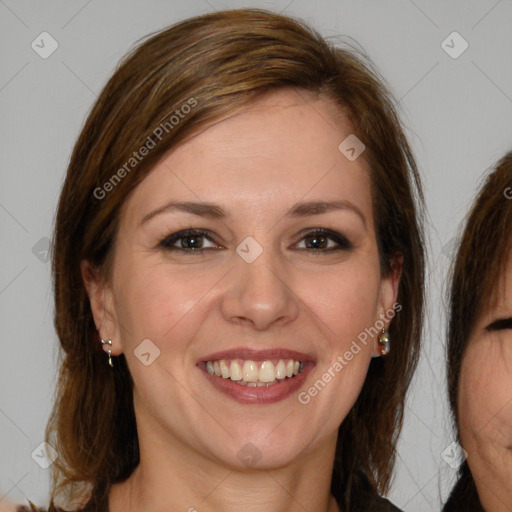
left=204, top=358, right=305, bottom=386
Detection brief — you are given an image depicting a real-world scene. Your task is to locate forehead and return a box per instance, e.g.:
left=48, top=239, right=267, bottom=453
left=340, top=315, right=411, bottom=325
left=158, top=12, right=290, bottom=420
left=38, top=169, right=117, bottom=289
left=487, top=251, right=512, bottom=312
left=121, top=89, right=372, bottom=228
left=470, top=250, right=512, bottom=336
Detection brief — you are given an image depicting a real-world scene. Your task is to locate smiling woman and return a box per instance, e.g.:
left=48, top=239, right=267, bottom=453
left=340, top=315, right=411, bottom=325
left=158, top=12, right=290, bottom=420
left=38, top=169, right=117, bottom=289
left=18, top=8, right=425, bottom=512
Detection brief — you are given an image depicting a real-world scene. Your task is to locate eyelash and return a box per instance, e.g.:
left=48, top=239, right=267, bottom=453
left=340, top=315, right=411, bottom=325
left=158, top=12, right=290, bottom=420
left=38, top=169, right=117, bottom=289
left=158, top=228, right=354, bottom=255
left=486, top=318, right=512, bottom=331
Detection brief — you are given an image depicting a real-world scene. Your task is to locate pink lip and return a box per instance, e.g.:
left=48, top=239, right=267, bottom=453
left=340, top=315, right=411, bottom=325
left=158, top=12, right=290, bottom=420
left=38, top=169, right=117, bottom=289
left=198, top=347, right=316, bottom=363
left=197, top=347, right=316, bottom=404
left=198, top=362, right=315, bottom=405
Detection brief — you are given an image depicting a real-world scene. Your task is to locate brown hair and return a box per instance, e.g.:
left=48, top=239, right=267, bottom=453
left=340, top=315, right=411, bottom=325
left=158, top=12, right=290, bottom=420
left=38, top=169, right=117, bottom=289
left=443, top=153, right=512, bottom=509
left=47, top=8, right=425, bottom=510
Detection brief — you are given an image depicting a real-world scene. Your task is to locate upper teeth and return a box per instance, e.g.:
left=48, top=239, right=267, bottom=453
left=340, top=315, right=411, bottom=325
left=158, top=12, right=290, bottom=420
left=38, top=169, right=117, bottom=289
left=205, top=359, right=303, bottom=384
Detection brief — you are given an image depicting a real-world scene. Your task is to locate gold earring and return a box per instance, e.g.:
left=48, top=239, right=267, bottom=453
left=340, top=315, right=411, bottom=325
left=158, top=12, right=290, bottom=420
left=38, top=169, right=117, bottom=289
left=377, top=328, right=390, bottom=356
left=100, top=339, right=114, bottom=368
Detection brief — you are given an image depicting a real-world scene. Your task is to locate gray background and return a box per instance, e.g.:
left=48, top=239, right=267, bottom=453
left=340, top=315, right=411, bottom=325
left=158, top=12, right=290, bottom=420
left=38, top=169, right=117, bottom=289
left=1, top=1, right=511, bottom=510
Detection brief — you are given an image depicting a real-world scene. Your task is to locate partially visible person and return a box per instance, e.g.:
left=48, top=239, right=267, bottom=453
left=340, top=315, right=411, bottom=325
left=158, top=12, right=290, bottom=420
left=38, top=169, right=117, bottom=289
left=444, top=152, right=512, bottom=511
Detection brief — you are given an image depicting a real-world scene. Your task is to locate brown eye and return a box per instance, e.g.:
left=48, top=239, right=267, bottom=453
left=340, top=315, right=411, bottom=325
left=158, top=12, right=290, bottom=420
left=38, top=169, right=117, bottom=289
left=160, top=229, right=219, bottom=253
left=158, top=227, right=354, bottom=255
left=295, top=228, right=354, bottom=252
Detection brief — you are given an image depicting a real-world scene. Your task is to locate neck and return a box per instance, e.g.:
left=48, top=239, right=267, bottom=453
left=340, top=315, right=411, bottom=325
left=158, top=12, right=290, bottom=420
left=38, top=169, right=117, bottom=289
left=108, top=415, right=341, bottom=512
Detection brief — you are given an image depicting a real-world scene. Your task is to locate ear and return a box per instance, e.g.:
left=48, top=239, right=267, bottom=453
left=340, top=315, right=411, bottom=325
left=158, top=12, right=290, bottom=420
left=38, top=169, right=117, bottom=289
left=80, top=260, right=123, bottom=356
left=372, top=253, right=403, bottom=357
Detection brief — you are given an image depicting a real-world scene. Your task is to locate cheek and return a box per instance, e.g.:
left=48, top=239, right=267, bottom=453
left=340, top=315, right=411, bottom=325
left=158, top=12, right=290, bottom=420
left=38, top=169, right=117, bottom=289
left=317, top=262, right=382, bottom=343
left=458, top=343, right=512, bottom=448
left=298, top=263, right=381, bottom=404
left=113, top=258, right=210, bottom=339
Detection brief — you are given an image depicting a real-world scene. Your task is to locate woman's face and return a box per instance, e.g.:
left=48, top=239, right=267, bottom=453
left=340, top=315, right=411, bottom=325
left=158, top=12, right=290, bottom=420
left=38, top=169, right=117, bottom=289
left=84, top=89, right=400, bottom=470
left=458, top=252, right=512, bottom=509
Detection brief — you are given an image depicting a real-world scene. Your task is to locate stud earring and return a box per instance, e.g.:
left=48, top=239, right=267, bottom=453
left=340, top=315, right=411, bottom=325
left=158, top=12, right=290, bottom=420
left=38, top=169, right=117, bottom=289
left=377, top=328, right=390, bottom=356
left=100, top=339, right=114, bottom=368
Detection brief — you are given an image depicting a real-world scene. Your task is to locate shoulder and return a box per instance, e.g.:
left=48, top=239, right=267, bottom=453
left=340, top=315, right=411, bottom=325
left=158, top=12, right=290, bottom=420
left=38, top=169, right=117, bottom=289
left=0, top=502, right=40, bottom=512
left=341, top=471, right=404, bottom=512
left=8, top=501, right=45, bottom=512
left=443, top=462, right=485, bottom=511
left=358, top=491, right=403, bottom=512
left=372, top=497, right=403, bottom=511
left=6, top=500, right=66, bottom=512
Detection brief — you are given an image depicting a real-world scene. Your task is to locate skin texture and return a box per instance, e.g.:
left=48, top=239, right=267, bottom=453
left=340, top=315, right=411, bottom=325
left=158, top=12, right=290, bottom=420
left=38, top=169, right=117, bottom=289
left=458, top=254, right=512, bottom=511
left=82, top=89, right=401, bottom=512
left=0, top=501, right=17, bottom=511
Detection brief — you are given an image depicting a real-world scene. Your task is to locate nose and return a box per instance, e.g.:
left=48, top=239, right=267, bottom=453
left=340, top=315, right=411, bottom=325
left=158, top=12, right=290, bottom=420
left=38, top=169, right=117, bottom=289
left=220, top=238, right=300, bottom=331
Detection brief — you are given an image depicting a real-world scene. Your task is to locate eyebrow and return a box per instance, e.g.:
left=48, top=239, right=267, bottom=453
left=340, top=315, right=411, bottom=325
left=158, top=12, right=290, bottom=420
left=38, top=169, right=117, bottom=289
left=485, top=317, right=512, bottom=331
left=140, top=200, right=367, bottom=227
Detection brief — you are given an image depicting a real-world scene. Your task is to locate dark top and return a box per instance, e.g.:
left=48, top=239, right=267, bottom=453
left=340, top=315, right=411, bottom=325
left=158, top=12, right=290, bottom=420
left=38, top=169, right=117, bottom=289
left=18, top=471, right=403, bottom=512
left=442, top=461, right=485, bottom=511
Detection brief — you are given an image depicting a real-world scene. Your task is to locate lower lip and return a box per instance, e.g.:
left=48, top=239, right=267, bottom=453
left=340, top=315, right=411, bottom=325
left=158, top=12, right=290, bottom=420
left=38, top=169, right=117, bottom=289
left=198, top=363, right=314, bottom=404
